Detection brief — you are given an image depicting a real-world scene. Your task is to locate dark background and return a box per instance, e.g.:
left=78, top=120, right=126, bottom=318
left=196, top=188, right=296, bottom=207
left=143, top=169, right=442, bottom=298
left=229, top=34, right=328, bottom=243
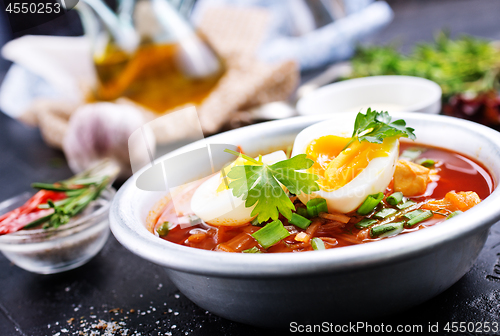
left=1, top=0, right=500, bottom=335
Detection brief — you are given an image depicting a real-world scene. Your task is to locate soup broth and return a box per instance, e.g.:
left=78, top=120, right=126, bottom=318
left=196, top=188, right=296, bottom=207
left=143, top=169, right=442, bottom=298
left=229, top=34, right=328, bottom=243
left=148, top=143, right=493, bottom=253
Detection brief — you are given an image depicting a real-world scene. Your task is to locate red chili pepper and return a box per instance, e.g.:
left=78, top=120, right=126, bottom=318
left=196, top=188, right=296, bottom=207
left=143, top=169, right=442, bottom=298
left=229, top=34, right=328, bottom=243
left=0, top=209, right=54, bottom=235
left=0, top=190, right=66, bottom=235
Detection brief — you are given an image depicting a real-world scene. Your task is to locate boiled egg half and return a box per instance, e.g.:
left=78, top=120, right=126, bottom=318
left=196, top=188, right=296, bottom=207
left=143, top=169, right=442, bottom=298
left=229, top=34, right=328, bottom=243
left=191, top=150, right=287, bottom=226
left=291, top=116, right=399, bottom=214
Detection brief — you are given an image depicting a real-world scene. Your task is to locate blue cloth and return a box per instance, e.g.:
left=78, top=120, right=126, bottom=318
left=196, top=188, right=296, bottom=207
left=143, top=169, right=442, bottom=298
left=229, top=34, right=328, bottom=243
left=192, top=0, right=393, bottom=70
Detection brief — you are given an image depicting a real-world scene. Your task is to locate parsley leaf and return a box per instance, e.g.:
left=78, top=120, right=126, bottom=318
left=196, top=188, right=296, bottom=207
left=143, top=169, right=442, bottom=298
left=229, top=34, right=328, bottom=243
left=225, top=152, right=319, bottom=223
left=345, top=108, right=416, bottom=149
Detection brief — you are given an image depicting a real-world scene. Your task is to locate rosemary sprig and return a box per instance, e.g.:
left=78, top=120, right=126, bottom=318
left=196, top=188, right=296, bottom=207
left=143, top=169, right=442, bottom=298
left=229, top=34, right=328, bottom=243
left=24, top=160, right=118, bottom=230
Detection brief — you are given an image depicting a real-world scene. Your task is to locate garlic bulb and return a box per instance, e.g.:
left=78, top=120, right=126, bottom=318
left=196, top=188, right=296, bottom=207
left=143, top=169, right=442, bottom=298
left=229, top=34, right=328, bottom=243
left=63, top=102, right=155, bottom=178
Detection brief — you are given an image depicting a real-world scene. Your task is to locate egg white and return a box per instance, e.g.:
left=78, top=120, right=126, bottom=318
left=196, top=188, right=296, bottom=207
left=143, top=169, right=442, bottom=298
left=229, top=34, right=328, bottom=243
left=291, top=116, right=399, bottom=214
left=191, top=151, right=287, bottom=226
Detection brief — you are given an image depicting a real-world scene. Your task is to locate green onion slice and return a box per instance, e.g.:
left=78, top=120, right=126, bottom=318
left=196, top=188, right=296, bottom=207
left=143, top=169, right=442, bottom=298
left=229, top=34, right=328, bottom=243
left=397, top=200, right=416, bottom=209
left=355, top=218, right=378, bottom=229
left=386, top=192, right=404, bottom=206
left=296, top=207, right=309, bottom=219
left=31, top=182, right=82, bottom=192
left=417, top=158, right=435, bottom=168
left=370, top=222, right=404, bottom=238
left=37, top=198, right=73, bottom=209
left=289, top=213, right=312, bottom=229
left=306, top=198, right=328, bottom=217
left=405, top=210, right=433, bottom=227
left=374, top=208, right=397, bottom=219
left=156, top=222, right=170, bottom=236
left=242, top=246, right=262, bottom=253
left=251, top=220, right=290, bottom=249
left=357, top=192, right=384, bottom=215
left=404, top=209, right=424, bottom=220
left=446, top=210, right=463, bottom=220
left=311, top=237, right=325, bottom=250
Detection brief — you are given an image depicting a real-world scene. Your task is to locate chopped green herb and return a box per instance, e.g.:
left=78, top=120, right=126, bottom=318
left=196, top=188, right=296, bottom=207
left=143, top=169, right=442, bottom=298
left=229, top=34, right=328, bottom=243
left=311, top=237, right=325, bottom=250
left=65, top=189, right=88, bottom=197
left=156, top=222, right=170, bottom=236
left=21, top=160, right=118, bottom=230
left=405, top=210, right=433, bottom=227
left=404, top=209, right=424, bottom=220
left=226, top=150, right=319, bottom=223
left=350, top=32, right=500, bottom=97
left=31, top=183, right=82, bottom=192
left=306, top=198, right=328, bottom=218
left=417, top=158, right=435, bottom=168
left=242, top=246, right=262, bottom=253
left=374, top=208, right=397, bottom=219
left=357, top=192, right=384, bottom=215
left=289, top=213, right=312, bottom=229
left=40, top=180, right=109, bottom=229
left=446, top=210, right=463, bottom=220
left=37, top=197, right=73, bottom=209
left=371, top=222, right=404, bottom=238
left=397, top=200, right=416, bottom=209
left=355, top=218, right=378, bottom=229
left=296, top=207, right=309, bottom=219
left=386, top=192, right=404, bottom=206
left=251, top=220, right=290, bottom=249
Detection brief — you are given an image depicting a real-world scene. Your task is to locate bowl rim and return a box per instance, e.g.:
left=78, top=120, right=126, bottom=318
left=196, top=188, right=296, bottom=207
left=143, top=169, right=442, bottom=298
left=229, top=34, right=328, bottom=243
left=0, top=187, right=115, bottom=243
left=296, top=75, right=442, bottom=115
left=110, top=112, right=500, bottom=278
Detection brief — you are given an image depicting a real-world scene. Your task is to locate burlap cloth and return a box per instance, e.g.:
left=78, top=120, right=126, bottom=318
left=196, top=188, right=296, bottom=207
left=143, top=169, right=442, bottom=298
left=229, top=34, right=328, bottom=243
left=17, top=7, right=298, bottom=148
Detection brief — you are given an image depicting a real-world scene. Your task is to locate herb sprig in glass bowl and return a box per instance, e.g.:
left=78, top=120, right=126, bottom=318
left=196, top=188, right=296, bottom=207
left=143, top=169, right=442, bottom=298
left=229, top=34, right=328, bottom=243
left=0, top=160, right=119, bottom=274
left=0, top=160, right=119, bottom=234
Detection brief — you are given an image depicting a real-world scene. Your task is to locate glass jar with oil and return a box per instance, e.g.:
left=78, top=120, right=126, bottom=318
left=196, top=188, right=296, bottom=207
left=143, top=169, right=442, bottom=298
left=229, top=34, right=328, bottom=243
left=79, top=0, right=225, bottom=113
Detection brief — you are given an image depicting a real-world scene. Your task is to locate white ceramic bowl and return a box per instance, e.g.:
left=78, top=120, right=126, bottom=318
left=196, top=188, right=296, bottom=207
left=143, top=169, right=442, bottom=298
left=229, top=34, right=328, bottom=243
left=110, top=112, right=500, bottom=329
left=297, top=76, right=442, bottom=116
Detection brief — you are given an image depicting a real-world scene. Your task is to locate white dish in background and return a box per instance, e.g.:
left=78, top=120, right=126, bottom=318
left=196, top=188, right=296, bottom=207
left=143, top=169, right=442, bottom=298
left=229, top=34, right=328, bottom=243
left=297, top=75, right=442, bottom=116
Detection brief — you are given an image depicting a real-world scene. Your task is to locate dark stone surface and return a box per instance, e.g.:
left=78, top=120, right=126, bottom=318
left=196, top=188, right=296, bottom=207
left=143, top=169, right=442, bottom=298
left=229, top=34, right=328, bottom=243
left=2, top=1, right=500, bottom=335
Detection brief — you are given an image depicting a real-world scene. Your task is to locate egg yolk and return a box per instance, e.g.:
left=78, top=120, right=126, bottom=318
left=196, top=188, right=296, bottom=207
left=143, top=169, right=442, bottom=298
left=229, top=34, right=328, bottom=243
left=306, top=135, right=394, bottom=191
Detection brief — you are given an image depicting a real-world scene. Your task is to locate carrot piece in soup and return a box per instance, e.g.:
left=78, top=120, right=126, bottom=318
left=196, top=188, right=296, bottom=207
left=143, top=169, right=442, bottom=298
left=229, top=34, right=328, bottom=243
left=219, top=232, right=258, bottom=252
left=445, top=191, right=481, bottom=211
left=187, top=233, right=207, bottom=243
left=216, top=244, right=236, bottom=252
left=295, top=232, right=310, bottom=242
left=423, top=191, right=481, bottom=213
left=318, top=212, right=350, bottom=224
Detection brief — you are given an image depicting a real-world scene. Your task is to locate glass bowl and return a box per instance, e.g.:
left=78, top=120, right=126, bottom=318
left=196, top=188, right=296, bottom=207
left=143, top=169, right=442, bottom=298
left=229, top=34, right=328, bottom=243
left=0, top=187, right=114, bottom=274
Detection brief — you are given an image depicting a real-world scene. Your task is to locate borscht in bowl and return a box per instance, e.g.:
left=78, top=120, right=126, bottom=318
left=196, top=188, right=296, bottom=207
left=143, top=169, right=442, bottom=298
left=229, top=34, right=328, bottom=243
left=110, top=111, right=500, bottom=328
left=147, top=110, right=493, bottom=254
